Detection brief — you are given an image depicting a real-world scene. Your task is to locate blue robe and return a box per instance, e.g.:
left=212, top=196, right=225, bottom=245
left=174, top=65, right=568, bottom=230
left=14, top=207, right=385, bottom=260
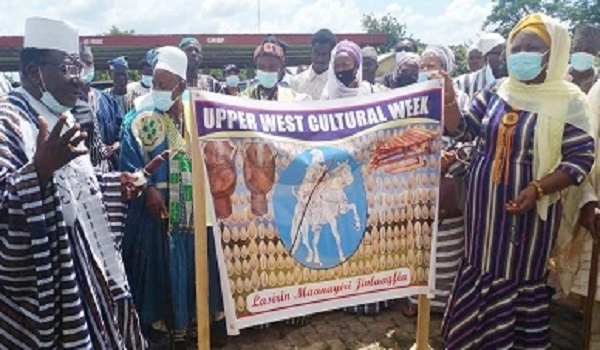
left=120, top=96, right=222, bottom=334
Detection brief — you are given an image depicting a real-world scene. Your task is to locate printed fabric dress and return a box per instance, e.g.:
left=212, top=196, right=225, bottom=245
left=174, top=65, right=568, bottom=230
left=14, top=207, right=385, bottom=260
left=441, top=82, right=595, bottom=349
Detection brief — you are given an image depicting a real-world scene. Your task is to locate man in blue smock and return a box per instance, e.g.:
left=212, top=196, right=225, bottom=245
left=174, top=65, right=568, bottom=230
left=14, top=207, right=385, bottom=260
left=120, top=45, right=225, bottom=347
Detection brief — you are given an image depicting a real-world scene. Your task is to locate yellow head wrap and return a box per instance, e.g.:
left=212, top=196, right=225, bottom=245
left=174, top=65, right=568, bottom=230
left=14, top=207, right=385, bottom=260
left=498, top=14, right=594, bottom=221
left=509, top=14, right=552, bottom=47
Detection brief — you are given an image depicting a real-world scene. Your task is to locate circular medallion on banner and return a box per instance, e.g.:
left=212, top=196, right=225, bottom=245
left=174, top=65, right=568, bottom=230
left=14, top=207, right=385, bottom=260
left=273, top=146, right=367, bottom=270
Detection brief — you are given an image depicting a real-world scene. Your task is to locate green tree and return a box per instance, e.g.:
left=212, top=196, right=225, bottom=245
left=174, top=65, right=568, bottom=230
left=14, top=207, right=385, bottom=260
left=567, top=0, right=600, bottom=29
left=484, top=0, right=600, bottom=36
left=104, top=25, right=135, bottom=36
left=449, top=44, right=469, bottom=77
left=483, top=0, right=568, bottom=37
left=361, top=13, right=407, bottom=53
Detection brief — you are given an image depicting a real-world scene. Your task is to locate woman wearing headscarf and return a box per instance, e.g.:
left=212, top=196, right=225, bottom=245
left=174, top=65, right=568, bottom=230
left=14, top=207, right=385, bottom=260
left=321, top=40, right=372, bottom=99
left=401, top=44, right=471, bottom=318
left=319, top=40, right=393, bottom=315
left=383, top=52, right=422, bottom=89
left=441, top=14, right=596, bottom=349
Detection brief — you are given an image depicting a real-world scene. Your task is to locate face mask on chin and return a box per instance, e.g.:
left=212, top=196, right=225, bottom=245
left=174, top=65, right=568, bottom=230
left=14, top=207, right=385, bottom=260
left=38, top=68, right=71, bottom=115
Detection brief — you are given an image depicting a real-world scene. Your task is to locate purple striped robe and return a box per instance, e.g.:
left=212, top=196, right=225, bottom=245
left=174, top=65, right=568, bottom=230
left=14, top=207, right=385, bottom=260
left=0, top=92, right=144, bottom=349
left=442, top=82, right=595, bottom=349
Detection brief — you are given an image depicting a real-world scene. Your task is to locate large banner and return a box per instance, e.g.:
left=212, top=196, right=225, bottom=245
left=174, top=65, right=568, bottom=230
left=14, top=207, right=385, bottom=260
left=190, top=80, right=443, bottom=334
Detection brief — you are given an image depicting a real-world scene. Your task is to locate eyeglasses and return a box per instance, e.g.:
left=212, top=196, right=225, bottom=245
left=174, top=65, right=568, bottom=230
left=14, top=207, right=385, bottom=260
left=39, top=61, right=83, bottom=79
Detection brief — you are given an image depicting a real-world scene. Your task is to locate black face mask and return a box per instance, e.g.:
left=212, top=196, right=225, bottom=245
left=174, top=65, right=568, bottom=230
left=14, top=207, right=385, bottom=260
left=336, top=69, right=356, bottom=87
left=395, top=73, right=417, bottom=87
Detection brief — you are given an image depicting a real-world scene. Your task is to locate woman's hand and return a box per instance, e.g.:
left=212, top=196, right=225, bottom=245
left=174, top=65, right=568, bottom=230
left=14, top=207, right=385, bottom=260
left=430, top=70, right=456, bottom=105
left=506, top=185, right=537, bottom=214
left=441, top=150, right=457, bottom=174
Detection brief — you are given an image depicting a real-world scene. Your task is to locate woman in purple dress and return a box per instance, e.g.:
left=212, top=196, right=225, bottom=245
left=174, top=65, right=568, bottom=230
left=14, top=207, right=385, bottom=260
left=440, top=14, right=596, bottom=349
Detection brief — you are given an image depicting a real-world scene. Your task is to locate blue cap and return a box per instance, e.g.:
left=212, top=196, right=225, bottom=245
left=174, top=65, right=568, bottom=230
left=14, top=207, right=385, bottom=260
left=179, top=37, right=201, bottom=50
left=108, top=56, right=128, bottom=69
left=143, top=48, right=158, bottom=66
left=223, top=64, right=239, bottom=73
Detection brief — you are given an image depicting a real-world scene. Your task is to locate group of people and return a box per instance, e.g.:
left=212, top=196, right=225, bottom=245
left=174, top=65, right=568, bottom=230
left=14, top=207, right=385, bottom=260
left=0, top=12, right=599, bottom=350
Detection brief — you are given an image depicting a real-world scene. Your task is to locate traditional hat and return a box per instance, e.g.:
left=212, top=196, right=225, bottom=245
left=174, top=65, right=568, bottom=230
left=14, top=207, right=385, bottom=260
left=478, top=32, right=506, bottom=56
left=108, top=56, right=129, bottom=70
left=155, top=46, right=188, bottom=79
left=24, top=17, right=79, bottom=54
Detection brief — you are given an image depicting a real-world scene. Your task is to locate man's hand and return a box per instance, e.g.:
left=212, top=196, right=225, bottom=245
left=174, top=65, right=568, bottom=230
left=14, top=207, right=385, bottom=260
left=120, top=172, right=145, bottom=202
left=34, top=116, right=88, bottom=186
left=145, top=186, right=167, bottom=221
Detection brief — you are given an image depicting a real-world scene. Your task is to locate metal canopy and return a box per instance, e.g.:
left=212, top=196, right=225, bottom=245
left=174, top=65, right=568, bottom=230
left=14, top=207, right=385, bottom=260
left=0, top=33, right=387, bottom=71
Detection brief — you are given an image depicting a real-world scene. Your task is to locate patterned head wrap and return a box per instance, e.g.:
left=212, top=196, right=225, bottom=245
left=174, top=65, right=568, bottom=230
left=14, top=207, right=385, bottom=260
left=253, top=41, right=285, bottom=61
left=422, top=44, right=456, bottom=73
left=335, top=40, right=362, bottom=67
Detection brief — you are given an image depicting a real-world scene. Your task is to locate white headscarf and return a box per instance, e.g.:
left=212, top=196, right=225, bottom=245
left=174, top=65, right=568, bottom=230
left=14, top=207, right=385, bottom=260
left=498, top=13, right=594, bottom=221
left=321, top=41, right=372, bottom=100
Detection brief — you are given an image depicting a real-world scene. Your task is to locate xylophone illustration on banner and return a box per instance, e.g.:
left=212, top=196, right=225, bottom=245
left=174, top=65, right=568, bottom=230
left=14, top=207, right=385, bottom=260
left=189, top=79, right=444, bottom=336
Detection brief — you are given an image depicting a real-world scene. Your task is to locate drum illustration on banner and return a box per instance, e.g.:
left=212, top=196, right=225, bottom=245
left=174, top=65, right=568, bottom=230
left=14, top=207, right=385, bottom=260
left=274, top=147, right=367, bottom=269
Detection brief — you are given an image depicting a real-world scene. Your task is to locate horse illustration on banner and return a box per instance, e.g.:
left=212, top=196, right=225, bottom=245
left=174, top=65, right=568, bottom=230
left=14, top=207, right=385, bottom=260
left=290, top=149, right=361, bottom=267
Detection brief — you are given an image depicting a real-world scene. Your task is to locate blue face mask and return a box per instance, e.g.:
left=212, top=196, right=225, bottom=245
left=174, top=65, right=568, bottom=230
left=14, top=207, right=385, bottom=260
left=418, top=71, right=436, bottom=83
left=485, top=64, right=495, bottom=83
left=508, top=51, right=547, bottom=82
left=256, top=70, right=279, bottom=89
left=38, top=69, right=71, bottom=114
left=41, top=91, right=71, bottom=114
left=226, top=75, right=240, bottom=87
left=141, top=75, right=153, bottom=88
left=151, top=88, right=177, bottom=112
left=571, top=52, right=596, bottom=72
left=82, top=67, right=95, bottom=84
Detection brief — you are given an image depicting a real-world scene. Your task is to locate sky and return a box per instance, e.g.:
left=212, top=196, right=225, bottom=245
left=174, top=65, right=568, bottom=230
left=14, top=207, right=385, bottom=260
left=0, top=0, right=494, bottom=45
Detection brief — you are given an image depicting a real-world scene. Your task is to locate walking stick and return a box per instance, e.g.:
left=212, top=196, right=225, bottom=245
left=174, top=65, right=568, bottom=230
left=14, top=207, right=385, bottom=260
left=162, top=218, right=176, bottom=350
left=583, top=231, right=599, bottom=350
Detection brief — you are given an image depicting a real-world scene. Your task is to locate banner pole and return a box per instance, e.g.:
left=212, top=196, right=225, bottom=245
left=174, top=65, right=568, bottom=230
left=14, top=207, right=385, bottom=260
left=583, top=237, right=599, bottom=350
left=186, top=91, right=211, bottom=350
left=411, top=295, right=431, bottom=350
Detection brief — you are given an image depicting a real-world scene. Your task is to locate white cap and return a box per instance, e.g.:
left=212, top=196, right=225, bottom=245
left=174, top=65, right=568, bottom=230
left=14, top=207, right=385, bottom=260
left=154, top=46, right=188, bottom=80
left=468, top=43, right=481, bottom=54
left=477, top=32, right=506, bottom=56
left=24, top=17, right=79, bottom=54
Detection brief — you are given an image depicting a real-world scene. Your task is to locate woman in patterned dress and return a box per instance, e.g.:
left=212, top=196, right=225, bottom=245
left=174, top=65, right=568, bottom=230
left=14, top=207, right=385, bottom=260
left=440, top=14, right=596, bottom=349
